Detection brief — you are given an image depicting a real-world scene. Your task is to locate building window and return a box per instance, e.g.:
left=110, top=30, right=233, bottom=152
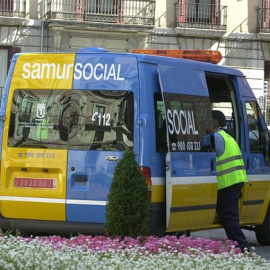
left=63, top=0, right=119, bottom=15
left=262, top=0, right=270, bottom=28
left=0, top=0, right=13, bottom=12
left=86, top=0, right=118, bottom=14
left=178, top=0, right=220, bottom=24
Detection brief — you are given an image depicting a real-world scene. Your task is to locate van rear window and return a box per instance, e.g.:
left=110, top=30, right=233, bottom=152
left=8, top=89, right=134, bottom=151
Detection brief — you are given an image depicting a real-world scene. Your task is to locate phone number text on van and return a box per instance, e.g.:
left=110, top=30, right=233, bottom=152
left=172, top=141, right=201, bottom=151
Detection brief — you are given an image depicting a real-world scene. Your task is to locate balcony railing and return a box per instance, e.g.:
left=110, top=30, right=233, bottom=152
left=47, top=0, right=155, bottom=26
left=257, top=8, right=270, bottom=33
left=175, top=2, right=227, bottom=30
left=0, top=0, right=26, bottom=18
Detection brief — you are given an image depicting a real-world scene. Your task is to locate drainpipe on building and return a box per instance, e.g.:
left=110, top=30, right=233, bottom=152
left=41, top=0, right=47, bottom=52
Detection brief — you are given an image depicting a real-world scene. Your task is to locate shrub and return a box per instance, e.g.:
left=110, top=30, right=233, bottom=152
left=105, top=149, right=149, bottom=238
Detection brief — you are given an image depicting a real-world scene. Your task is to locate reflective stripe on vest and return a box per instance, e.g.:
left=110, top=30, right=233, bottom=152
left=216, top=130, right=247, bottom=190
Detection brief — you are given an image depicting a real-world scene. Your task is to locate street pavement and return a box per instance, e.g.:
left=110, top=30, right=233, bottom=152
left=191, top=228, right=270, bottom=261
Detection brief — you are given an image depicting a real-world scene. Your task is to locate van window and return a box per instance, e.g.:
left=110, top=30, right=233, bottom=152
left=8, top=89, right=134, bottom=151
left=166, top=94, right=211, bottom=152
left=8, top=89, right=69, bottom=149
left=69, top=90, right=134, bottom=151
left=246, top=101, right=268, bottom=153
left=155, top=92, right=212, bottom=152
left=156, top=74, right=241, bottom=152
left=207, top=74, right=239, bottom=142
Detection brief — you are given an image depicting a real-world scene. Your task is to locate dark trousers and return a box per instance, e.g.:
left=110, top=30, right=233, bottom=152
left=217, top=182, right=249, bottom=252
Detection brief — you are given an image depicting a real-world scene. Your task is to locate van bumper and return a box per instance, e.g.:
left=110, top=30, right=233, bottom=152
left=0, top=214, right=105, bottom=235
left=0, top=202, right=166, bottom=236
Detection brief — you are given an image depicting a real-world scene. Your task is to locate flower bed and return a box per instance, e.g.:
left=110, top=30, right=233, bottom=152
left=0, top=234, right=269, bottom=269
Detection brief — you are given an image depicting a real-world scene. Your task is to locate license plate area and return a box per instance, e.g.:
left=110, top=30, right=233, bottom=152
left=14, top=178, right=56, bottom=189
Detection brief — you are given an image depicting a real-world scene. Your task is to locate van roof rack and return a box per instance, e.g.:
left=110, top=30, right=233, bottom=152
left=131, top=49, right=222, bottom=64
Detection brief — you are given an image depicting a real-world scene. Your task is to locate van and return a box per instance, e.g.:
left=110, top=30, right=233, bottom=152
left=0, top=47, right=269, bottom=245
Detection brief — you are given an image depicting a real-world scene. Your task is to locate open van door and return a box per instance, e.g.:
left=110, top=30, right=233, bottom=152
left=158, top=65, right=217, bottom=232
left=241, top=97, right=270, bottom=223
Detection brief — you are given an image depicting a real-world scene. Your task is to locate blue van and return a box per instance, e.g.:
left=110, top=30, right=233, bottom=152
left=0, top=47, right=269, bottom=245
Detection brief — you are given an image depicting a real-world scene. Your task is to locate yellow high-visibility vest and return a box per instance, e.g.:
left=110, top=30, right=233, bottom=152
left=216, top=130, right=247, bottom=190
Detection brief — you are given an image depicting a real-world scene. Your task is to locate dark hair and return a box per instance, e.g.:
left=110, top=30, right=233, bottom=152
left=213, top=119, right=220, bottom=129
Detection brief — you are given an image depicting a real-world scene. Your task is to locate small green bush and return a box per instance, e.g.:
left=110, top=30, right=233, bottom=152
left=105, top=149, right=149, bottom=238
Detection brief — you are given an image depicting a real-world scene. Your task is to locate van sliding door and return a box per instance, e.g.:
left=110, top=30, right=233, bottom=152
left=158, top=65, right=217, bottom=232
left=242, top=98, right=270, bottom=222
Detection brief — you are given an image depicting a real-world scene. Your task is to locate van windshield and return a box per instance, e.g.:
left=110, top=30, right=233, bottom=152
left=8, top=89, right=134, bottom=151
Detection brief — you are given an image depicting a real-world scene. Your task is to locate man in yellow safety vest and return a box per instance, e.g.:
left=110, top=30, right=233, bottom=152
left=212, top=119, right=250, bottom=253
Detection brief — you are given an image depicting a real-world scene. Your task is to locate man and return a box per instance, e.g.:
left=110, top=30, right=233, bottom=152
left=211, top=119, right=250, bottom=253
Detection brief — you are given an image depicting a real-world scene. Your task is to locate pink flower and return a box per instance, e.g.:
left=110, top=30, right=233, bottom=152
left=11, top=234, right=245, bottom=256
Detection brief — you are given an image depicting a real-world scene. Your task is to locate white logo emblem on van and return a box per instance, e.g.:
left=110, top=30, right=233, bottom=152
left=36, top=103, right=46, bottom=118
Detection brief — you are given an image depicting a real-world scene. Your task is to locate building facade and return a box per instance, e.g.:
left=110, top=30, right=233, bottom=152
left=1, top=0, right=270, bottom=123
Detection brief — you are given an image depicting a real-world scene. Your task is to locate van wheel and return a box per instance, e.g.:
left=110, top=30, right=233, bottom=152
left=255, top=205, right=270, bottom=246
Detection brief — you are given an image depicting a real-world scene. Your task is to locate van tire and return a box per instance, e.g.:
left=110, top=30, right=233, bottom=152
left=255, top=205, right=270, bottom=246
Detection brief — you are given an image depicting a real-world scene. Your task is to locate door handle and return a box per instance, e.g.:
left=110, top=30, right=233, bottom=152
left=75, top=177, right=87, bottom=182
left=106, top=156, right=119, bottom=162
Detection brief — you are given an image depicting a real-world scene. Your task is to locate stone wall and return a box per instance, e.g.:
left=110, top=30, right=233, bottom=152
left=0, top=19, right=48, bottom=52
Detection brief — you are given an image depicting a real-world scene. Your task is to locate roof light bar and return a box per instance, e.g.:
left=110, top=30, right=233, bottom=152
left=131, top=49, right=222, bottom=64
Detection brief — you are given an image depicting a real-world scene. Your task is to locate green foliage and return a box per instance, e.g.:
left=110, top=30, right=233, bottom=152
left=2, top=229, right=21, bottom=237
left=105, top=149, right=150, bottom=238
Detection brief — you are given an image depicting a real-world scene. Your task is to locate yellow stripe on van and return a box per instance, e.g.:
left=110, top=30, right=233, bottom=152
left=1, top=200, right=65, bottom=221
left=167, top=183, right=217, bottom=232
